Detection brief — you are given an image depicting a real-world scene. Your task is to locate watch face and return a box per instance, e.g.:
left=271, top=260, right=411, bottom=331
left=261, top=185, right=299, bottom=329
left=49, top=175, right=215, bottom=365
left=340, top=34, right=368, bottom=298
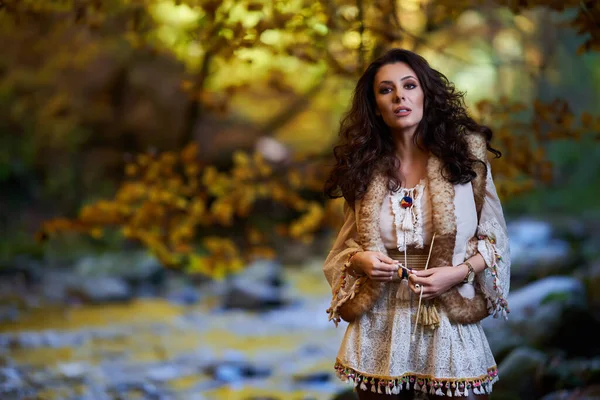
left=468, top=272, right=475, bottom=282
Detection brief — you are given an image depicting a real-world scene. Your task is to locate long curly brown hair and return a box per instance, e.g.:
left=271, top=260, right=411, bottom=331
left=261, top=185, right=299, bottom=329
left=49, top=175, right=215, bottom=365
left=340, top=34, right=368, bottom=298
left=323, top=48, right=501, bottom=206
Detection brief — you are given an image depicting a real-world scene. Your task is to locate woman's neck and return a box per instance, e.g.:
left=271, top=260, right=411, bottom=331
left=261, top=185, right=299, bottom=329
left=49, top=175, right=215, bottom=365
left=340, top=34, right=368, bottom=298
left=393, top=131, right=427, bottom=163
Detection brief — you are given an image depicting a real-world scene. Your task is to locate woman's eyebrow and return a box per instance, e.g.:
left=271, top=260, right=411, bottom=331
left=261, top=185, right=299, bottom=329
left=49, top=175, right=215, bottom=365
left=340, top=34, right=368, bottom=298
left=378, top=75, right=417, bottom=86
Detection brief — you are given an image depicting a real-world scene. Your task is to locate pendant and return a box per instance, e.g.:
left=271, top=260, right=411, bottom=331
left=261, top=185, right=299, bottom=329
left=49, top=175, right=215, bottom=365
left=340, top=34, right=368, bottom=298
left=397, top=265, right=409, bottom=280
left=400, top=196, right=413, bottom=208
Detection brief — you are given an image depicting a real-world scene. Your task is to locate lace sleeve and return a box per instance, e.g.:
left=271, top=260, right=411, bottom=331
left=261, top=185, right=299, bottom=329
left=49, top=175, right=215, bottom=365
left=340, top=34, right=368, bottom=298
left=323, top=201, right=364, bottom=326
left=475, top=163, right=511, bottom=320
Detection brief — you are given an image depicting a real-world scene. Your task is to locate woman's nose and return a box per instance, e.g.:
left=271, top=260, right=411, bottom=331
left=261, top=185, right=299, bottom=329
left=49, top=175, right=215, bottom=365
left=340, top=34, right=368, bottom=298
left=393, top=89, right=406, bottom=102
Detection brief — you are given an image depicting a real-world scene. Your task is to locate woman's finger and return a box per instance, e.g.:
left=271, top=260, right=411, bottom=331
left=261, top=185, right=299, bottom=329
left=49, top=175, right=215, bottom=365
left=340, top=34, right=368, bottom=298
left=375, top=262, right=398, bottom=273
left=409, top=281, right=419, bottom=293
left=376, top=253, right=396, bottom=264
left=371, top=270, right=393, bottom=277
left=416, top=286, right=435, bottom=297
left=411, top=269, right=435, bottom=277
left=408, top=274, right=428, bottom=286
left=370, top=270, right=394, bottom=280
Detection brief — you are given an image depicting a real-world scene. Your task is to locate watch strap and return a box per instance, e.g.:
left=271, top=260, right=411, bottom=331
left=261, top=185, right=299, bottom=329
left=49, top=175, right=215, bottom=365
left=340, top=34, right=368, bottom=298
left=462, top=261, right=475, bottom=284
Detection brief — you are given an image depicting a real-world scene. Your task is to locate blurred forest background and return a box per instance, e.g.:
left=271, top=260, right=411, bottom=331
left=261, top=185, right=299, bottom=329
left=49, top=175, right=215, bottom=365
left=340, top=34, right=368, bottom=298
left=0, top=0, right=599, bottom=399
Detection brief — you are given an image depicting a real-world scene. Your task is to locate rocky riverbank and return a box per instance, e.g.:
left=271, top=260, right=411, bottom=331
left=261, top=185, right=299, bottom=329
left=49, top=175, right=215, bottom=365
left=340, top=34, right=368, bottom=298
left=0, top=218, right=599, bottom=399
left=0, top=258, right=348, bottom=399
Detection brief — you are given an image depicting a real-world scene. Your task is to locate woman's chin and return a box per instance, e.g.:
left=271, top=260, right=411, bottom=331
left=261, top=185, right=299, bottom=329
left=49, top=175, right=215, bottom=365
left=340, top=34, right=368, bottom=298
left=391, top=121, right=419, bottom=132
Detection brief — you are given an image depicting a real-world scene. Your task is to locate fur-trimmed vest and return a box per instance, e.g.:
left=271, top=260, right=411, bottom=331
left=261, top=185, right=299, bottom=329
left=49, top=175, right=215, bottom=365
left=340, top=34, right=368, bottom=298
left=328, top=132, right=510, bottom=326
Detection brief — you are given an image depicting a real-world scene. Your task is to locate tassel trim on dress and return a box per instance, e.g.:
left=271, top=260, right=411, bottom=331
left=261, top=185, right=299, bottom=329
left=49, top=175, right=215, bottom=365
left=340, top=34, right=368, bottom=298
left=334, top=361, right=499, bottom=397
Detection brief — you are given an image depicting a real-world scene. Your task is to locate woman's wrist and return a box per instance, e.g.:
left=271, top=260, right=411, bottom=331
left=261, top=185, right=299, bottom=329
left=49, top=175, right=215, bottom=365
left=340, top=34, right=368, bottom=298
left=454, top=263, right=470, bottom=285
left=454, top=255, right=485, bottom=285
left=346, top=251, right=365, bottom=277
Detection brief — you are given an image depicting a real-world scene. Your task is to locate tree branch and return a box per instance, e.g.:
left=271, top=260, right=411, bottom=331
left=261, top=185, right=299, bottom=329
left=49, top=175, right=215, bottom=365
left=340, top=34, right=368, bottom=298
left=258, top=74, right=328, bottom=137
left=357, top=0, right=365, bottom=72
left=179, top=50, right=214, bottom=149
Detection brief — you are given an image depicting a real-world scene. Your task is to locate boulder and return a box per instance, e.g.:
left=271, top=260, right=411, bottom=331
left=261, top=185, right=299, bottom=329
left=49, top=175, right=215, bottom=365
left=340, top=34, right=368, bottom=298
left=493, top=347, right=547, bottom=399
left=482, top=277, right=593, bottom=359
left=331, top=388, right=358, bottom=400
left=74, top=251, right=164, bottom=286
left=508, top=219, right=571, bottom=285
left=66, top=276, right=132, bottom=304
left=204, top=361, right=271, bottom=382
left=293, top=371, right=331, bottom=384
left=0, top=367, right=22, bottom=394
left=539, top=357, right=600, bottom=394
left=541, top=385, right=600, bottom=400
left=146, top=364, right=183, bottom=382
left=579, top=259, right=600, bottom=316
left=0, top=305, right=19, bottom=324
left=0, top=255, right=44, bottom=285
left=166, top=285, right=200, bottom=305
left=222, top=260, right=287, bottom=311
left=57, top=362, right=89, bottom=380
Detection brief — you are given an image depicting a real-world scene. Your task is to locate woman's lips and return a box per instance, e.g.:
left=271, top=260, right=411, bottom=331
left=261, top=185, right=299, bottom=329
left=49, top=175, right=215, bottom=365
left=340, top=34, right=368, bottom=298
left=394, top=107, right=412, bottom=117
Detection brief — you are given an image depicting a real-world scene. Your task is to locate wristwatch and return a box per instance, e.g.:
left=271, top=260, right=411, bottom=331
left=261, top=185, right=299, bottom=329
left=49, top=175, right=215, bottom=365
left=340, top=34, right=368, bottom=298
left=461, top=261, right=475, bottom=284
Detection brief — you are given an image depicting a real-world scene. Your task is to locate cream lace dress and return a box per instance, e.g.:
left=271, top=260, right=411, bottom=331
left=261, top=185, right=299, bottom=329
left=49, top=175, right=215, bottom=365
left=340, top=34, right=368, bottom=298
left=332, top=181, right=500, bottom=397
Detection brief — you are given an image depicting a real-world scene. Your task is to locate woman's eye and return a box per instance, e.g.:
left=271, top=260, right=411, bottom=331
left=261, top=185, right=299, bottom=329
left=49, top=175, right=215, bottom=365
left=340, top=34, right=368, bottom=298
left=405, top=83, right=417, bottom=89
left=380, top=88, right=392, bottom=94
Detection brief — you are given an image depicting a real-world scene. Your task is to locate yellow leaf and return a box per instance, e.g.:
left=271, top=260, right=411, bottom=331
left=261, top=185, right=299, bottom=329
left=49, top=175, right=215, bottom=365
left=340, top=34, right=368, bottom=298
left=233, top=151, right=250, bottom=166
left=202, top=166, right=222, bottom=187
left=229, top=258, right=245, bottom=273
left=185, top=164, right=200, bottom=177
left=174, top=197, right=188, bottom=209
left=159, top=152, right=177, bottom=166
left=137, top=154, right=151, bottom=167
left=250, top=246, right=276, bottom=260
left=248, top=228, right=263, bottom=245
left=212, top=260, right=228, bottom=280
left=190, top=198, right=206, bottom=216
left=187, top=254, right=211, bottom=276
left=122, top=226, right=134, bottom=238
left=125, top=164, right=138, bottom=177
left=266, top=183, right=282, bottom=201
left=174, top=243, right=193, bottom=254
left=287, top=170, right=302, bottom=188
left=256, top=184, right=268, bottom=197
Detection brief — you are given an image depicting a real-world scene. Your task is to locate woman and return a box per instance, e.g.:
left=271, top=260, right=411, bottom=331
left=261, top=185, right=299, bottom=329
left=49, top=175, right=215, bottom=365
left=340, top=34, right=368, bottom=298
left=322, top=49, right=510, bottom=399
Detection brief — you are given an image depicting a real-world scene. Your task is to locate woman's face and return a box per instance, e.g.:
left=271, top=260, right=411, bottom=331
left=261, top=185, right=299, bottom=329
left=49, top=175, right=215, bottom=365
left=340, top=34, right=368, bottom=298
left=373, top=62, right=424, bottom=134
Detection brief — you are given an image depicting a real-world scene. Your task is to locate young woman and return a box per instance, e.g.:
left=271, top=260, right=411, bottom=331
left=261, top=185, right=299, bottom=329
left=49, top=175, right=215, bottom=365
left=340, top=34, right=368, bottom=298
left=323, top=49, right=510, bottom=399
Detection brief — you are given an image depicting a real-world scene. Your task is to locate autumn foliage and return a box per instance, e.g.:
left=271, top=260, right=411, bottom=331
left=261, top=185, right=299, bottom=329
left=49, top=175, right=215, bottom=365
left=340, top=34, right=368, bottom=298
left=37, top=94, right=598, bottom=278
left=39, top=143, right=328, bottom=279
left=2, top=0, right=598, bottom=277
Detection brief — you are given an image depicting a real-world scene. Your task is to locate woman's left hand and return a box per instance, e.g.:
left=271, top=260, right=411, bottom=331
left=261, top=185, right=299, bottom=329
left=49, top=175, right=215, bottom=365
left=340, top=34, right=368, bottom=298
left=408, top=266, right=465, bottom=300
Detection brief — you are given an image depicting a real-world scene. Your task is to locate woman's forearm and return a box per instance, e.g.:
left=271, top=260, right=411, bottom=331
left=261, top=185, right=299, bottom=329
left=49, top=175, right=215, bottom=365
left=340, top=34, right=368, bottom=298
left=455, top=252, right=486, bottom=282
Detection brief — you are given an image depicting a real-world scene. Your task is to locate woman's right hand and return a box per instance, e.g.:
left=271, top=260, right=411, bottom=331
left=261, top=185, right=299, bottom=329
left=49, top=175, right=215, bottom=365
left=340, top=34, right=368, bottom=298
left=350, top=251, right=398, bottom=281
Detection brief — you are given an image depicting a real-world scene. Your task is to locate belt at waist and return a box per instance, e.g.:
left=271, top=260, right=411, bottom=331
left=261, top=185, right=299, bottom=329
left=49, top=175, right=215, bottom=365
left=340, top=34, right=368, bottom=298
left=387, top=246, right=431, bottom=270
